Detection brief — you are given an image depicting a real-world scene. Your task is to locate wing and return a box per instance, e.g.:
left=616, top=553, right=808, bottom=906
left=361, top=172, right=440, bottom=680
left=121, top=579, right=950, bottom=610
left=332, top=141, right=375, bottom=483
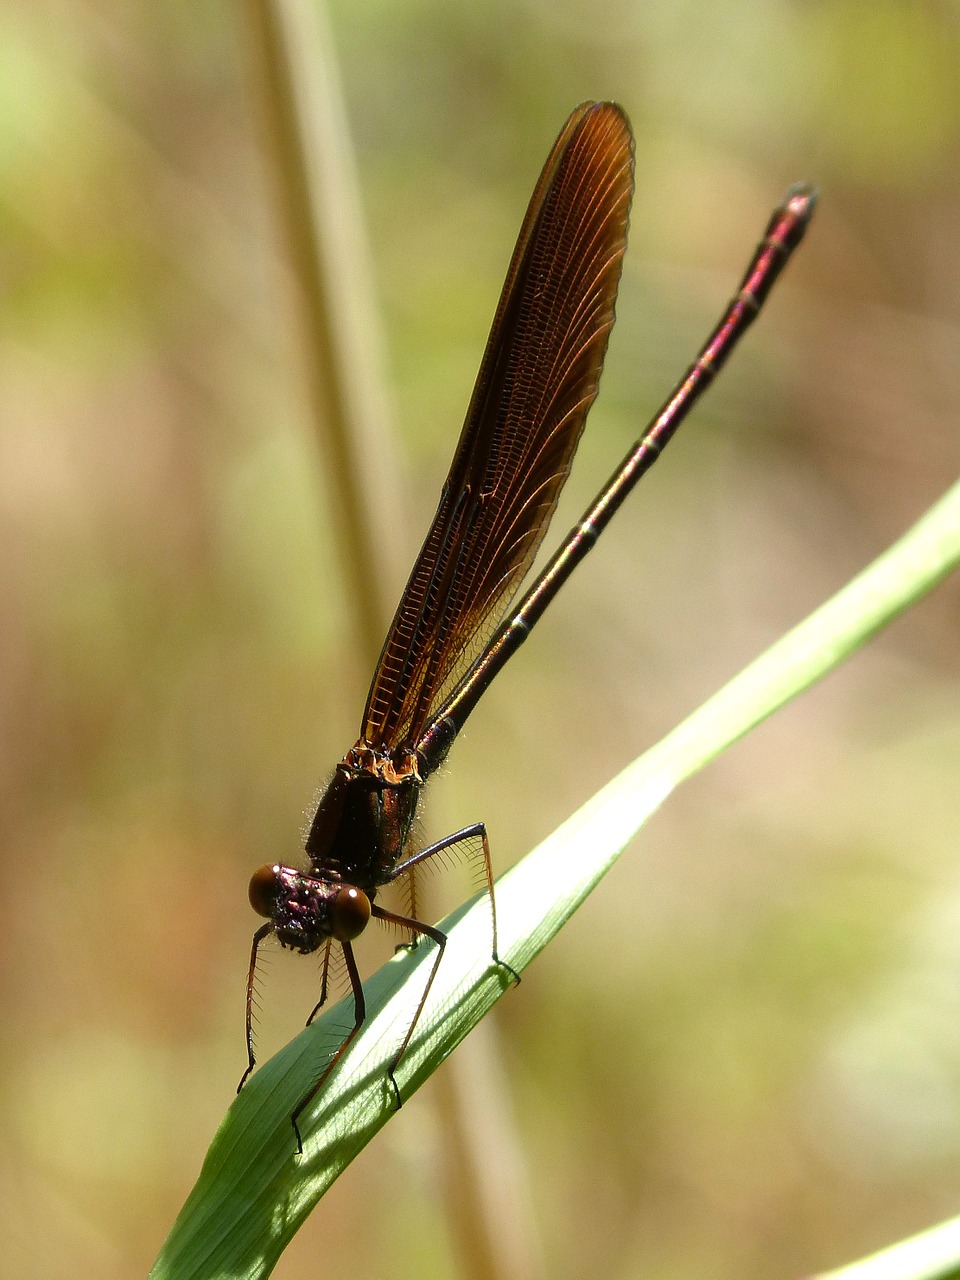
left=362, top=101, right=634, bottom=750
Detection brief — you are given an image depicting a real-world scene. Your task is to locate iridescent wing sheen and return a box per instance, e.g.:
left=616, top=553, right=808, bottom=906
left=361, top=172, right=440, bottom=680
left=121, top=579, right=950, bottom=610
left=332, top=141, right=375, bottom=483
left=362, top=102, right=634, bottom=750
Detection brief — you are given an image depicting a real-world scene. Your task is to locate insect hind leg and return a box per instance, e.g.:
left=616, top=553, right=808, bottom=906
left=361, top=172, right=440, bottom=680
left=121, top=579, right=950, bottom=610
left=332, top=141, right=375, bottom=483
left=393, top=822, right=520, bottom=986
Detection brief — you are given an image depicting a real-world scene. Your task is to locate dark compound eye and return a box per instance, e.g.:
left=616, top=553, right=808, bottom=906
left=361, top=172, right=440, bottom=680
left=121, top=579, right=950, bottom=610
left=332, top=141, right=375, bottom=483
left=248, top=865, right=281, bottom=918
left=330, top=886, right=371, bottom=941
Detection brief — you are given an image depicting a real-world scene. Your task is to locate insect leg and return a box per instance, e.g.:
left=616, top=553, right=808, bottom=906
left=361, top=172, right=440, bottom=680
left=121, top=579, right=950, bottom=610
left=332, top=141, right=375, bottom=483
left=306, top=939, right=334, bottom=1025
left=393, top=823, right=519, bottom=982
left=237, top=922, right=273, bottom=1092
left=290, top=938, right=366, bottom=1155
left=371, top=903, right=446, bottom=1106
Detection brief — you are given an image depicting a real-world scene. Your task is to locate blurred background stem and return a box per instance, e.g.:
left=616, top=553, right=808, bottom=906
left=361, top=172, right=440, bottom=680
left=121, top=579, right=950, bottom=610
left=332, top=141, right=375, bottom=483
left=244, top=0, right=403, bottom=660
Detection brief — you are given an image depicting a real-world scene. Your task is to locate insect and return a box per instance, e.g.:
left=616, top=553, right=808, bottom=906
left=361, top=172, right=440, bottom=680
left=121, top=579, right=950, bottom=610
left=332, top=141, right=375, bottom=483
left=240, top=101, right=816, bottom=1150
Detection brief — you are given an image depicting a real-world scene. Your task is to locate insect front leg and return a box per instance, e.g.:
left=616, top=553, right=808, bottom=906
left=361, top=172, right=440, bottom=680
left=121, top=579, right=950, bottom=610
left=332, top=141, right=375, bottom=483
left=238, top=922, right=273, bottom=1092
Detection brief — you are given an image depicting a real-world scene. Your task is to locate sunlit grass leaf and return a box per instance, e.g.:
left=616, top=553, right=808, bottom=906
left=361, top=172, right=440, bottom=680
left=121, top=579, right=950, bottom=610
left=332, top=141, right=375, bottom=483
left=150, top=478, right=960, bottom=1279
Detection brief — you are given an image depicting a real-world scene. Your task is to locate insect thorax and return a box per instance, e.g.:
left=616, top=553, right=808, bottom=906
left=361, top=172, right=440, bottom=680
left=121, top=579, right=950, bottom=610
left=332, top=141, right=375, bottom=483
left=303, top=740, right=423, bottom=889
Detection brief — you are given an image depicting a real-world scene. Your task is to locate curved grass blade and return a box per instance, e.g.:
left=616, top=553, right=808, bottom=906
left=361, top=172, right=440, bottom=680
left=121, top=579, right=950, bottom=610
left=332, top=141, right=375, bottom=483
left=152, top=477, right=960, bottom=1279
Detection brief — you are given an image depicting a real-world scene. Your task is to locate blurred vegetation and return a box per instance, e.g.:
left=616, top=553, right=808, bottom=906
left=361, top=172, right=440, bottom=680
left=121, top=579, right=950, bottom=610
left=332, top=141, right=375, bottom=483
left=2, top=2, right=960, bottom=1279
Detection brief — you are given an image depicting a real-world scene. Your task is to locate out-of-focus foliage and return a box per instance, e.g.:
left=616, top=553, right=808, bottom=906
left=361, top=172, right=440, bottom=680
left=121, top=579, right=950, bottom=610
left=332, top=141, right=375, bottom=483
left=1, top=3, right=959, bottom=1279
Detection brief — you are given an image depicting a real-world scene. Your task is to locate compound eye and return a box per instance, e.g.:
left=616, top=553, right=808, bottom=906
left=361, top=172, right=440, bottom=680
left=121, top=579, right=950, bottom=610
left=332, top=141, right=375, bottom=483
left=330, top=886, right=371, bottom=941
left=248, top=865, right=281, bottom=918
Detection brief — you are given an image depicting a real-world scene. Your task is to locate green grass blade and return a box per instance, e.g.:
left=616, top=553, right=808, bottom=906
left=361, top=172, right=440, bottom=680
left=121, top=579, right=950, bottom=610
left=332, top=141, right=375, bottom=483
left=150, top=475, right=960, bottom=1280
left=816, top=1212, right=960, bottom=1280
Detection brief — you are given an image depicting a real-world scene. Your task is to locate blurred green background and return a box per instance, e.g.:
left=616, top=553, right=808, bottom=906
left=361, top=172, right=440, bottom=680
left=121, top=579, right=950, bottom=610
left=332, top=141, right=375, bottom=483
left=3, top=1, right=960, bottom=1278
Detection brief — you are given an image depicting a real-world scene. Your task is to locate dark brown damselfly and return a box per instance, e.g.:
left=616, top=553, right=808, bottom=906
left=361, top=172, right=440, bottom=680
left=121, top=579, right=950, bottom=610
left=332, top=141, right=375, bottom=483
left=240, top=101, right=817, bottom=1152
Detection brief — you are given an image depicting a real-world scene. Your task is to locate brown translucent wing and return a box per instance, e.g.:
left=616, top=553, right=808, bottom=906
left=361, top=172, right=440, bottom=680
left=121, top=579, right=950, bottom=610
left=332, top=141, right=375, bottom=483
left=362, top=102, right=635, bottom=750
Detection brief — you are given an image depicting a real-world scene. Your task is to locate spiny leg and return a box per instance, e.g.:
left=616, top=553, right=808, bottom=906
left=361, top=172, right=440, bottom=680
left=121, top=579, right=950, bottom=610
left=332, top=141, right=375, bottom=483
left=238, top=922, right=273, bottom=1092
left=393, top=823, right=520, bottom=984
left=290, top=938, right=366, bottom=1156
left=384, top=868, right=420, bottom=955
left=371, top=903, right=446, bottom=1107
left=404, top=867, right=419, bottom=938
left=306, top=939, right=334, bottom=1025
